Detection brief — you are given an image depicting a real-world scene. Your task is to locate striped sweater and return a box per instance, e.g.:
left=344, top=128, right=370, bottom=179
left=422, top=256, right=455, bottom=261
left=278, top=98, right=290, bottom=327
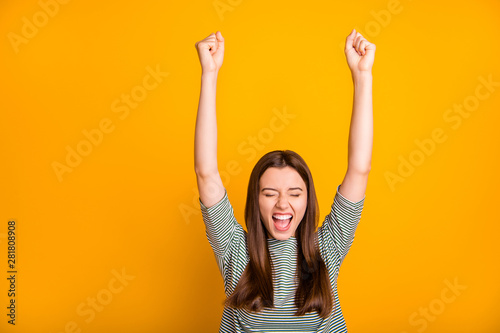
left=199, top=184, right=365, bottom=332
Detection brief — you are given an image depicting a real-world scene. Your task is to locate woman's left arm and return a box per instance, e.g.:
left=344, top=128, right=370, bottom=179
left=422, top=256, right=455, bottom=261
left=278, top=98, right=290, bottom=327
left=339, top=29, right=376, bottom=202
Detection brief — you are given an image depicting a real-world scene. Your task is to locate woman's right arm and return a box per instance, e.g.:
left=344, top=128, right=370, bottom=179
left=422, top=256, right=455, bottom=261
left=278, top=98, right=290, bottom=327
left=194, top=31, right=225, bottom=208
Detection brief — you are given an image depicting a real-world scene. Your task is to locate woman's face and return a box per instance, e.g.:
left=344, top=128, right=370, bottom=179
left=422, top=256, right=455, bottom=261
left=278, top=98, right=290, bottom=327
left=258, top=166, right=308, bottom=240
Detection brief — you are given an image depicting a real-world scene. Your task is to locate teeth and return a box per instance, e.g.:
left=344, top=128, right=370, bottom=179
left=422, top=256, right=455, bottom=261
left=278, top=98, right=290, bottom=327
left=273, top=215, right=292, bottom=220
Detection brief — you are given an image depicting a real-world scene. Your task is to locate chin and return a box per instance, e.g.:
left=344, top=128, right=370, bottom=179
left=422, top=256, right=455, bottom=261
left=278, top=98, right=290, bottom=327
left=268, top=228, right=296, bottom=240
left=273, top=234, right=293, bottom=240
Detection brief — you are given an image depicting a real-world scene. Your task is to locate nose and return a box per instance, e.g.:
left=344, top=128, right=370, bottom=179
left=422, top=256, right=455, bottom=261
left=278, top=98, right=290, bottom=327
left=275, top=194, right=289, bottom=209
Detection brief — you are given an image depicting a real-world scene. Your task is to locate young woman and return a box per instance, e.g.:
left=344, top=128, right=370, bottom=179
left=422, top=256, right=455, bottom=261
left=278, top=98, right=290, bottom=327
left=194, top=29, right=375, bottom=332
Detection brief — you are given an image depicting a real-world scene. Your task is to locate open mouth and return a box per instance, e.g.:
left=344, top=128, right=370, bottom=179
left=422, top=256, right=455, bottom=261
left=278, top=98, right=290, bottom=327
left=272, top=214, right=292, bottom=231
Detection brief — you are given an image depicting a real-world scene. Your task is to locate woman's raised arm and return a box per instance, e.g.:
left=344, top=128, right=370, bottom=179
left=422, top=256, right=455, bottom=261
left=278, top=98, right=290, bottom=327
left=194, top=31, right=226, bottom=208
left=339, top=29, right=376, bottom=202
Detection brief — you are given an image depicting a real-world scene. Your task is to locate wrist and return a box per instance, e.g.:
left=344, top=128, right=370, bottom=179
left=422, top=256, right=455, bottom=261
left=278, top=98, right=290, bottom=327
left=201, top=70, right=219, bottom=78
left=201, top=70, right=218, bottom=82
left=352, top=71, right=372, bottom=85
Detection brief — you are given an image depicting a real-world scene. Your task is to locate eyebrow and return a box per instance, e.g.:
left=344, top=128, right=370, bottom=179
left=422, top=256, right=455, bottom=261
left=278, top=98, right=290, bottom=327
left=261, top=187, right=303, bottom=192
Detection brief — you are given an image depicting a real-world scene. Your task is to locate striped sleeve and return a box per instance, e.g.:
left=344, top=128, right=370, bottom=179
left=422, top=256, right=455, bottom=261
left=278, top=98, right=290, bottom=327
left=199, top=190, right=240, bottom=258
left=319, top=184, right=365, bottom=264
left=199, top=190, right=249, bottom=295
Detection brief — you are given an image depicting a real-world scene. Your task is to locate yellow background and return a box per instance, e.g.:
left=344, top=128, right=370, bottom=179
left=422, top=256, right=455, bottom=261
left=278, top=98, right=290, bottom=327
left=1, top=0, right=499, bottom=332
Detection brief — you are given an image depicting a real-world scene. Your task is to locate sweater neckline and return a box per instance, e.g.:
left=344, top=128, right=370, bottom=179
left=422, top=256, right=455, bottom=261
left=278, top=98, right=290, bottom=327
left=267, top=236, right=297, bottom=242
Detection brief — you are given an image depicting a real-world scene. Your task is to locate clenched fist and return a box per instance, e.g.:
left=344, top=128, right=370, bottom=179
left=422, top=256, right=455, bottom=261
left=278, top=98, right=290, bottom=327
left=195, top=31, right=225, bottom=74
left=344, top=29, right=376, bottom=77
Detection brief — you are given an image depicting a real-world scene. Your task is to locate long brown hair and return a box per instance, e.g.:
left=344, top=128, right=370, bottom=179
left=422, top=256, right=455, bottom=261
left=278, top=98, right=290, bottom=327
left=224, top=150, right=334, bottom=318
